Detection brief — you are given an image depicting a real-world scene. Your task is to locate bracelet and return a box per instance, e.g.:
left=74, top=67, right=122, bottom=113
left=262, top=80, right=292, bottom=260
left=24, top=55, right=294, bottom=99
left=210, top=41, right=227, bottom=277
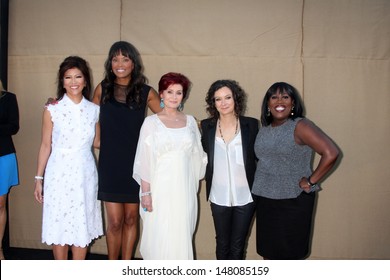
left=307, top=176, right=318, bottom=192
left=34, top=176, right=44, bottom=180
left=307, top=176, right=316, bottom=186
left=140, top=191, right=151, bottom=197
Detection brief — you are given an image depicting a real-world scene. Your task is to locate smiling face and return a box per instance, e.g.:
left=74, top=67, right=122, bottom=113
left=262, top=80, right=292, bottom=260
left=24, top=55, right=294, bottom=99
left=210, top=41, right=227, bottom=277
left=267, top=90, right=294, bottom=126
left=160, top=83, right=184, bottom=110
left=111, top=51, right=134, bottom=80
left=63, top=67, right=86, bottom=98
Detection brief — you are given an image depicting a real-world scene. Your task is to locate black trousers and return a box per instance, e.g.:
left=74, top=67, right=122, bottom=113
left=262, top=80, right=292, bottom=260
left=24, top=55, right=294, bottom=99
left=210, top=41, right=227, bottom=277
left=210, top=202, right=256, bottom=260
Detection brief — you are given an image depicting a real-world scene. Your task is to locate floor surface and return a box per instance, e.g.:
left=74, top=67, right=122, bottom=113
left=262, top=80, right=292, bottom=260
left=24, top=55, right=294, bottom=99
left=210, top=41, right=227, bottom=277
left=3, top=247, right=108, bottom=260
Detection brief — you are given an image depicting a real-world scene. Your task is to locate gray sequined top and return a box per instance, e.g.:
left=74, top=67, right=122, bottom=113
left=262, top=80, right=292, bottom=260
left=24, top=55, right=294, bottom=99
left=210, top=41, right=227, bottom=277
left=251, top=118, right=314, bottom=199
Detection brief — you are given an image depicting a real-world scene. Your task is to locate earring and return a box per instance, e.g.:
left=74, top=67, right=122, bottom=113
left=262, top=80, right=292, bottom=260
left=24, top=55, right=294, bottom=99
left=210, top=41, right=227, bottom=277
left=291, top=106, right=295, bottom=116
left=267, top=107, right=270, bottom=117
left=160, top=98, right=165, bottom=108
left=178, top=103, right=183, bottom=111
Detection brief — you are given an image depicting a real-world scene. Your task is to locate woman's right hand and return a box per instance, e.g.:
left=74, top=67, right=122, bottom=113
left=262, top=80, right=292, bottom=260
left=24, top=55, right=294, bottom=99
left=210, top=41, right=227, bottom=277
left=34, top=181, right=44, bottom=203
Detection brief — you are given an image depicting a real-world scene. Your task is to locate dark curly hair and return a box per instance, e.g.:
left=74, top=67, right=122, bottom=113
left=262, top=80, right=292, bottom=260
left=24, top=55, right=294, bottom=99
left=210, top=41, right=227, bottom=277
left=56, top=56, right=92, bottom=101
left=205, top=79, right=247, bottom=120
left=260, top=82, right=305, bottom=126
left=102, top=41, right=147, bottom=107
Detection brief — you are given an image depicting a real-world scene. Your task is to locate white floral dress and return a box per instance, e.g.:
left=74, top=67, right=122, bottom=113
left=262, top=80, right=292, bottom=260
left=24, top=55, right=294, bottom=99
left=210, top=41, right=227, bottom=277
left=42, top=94, right=103, bottom=247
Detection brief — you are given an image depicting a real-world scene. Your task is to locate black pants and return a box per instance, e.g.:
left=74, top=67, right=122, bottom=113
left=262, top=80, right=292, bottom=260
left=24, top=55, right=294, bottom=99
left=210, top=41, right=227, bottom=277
left=210, top=202, right=255, bottom=260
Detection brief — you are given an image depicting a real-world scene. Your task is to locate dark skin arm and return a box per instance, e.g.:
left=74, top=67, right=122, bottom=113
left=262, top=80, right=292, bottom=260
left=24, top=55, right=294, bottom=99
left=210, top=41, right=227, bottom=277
left=146, top=87, right=162, bottom=113
left=91, top=83, right=102, bottom=105
left=294, top=118, right=340, bottom=192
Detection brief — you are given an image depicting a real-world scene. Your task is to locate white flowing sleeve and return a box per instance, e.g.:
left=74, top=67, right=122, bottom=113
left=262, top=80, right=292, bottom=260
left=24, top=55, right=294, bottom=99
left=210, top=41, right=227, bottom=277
left=133, top=116, right=155, bottom=185
left=189, top=116, right=208, bottom=180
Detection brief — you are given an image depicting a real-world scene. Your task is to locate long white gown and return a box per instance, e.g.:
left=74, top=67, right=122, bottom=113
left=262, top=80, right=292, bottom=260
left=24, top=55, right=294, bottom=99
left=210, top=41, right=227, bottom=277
left=42, top=94, right=103, bottom=247
left=133, top=114, right=207, bottom=260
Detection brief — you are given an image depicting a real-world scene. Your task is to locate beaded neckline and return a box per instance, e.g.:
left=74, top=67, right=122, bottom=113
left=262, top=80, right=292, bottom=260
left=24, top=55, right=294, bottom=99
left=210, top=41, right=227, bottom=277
left=218, top=118, right=239, bottom=143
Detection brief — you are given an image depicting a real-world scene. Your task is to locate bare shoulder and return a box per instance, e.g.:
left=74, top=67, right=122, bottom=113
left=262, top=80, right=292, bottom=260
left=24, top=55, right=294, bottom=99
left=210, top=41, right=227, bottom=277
left=294, top=118, right=320, bottom=144
left=295, top=117, right=333, bottom=146
left=147, top=87, right=159, bottom=102
left=295, top=118, right=317, bottom=131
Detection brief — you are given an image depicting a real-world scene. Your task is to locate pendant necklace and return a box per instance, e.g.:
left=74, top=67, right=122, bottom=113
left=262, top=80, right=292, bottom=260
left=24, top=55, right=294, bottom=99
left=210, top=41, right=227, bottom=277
left=218, top=117, right=238, bottom=143
left=163, top=108, right=179, bottom=121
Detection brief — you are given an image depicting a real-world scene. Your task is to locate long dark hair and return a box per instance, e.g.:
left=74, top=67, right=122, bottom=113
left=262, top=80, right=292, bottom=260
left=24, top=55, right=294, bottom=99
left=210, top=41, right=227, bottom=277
left=56, top=56, right=92, bottom=101
left=260, top=82, right=305, bottom=126
left=102, top=41, right=146, bottom=107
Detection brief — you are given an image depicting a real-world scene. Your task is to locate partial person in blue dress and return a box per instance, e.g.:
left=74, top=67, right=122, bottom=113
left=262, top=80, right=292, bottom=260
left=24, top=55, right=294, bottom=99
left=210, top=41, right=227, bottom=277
left=0, top=79, right=20, bottom=260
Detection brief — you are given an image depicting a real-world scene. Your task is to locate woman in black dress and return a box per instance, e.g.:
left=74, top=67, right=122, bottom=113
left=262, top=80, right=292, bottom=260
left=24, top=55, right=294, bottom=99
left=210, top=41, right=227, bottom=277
left=92, top=41, right=161, bottom=260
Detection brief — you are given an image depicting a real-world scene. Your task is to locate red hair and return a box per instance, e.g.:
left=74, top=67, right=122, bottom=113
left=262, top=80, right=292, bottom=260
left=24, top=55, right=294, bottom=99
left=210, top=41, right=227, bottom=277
left=158, top=72, right=191, bottom=99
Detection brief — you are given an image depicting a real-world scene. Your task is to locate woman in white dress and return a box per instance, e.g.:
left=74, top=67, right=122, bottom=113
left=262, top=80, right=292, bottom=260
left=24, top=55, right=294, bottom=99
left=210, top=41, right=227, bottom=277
left=133, top=72, right=207, bottom=260
left=34, top=56, right=103, bottom=260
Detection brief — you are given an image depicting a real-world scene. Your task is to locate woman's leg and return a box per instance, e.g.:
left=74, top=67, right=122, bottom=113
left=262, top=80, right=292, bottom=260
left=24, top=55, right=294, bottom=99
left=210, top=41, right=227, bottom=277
left=52, top=244, right=69, bottom=260
left=229, top=202, right=256, bottom=259
left=210, top=203, right=232, bottom=260
left=121, top=203, right=139, bottom=260
left=0, top=194, right=7, bottom=260
left=105, top=202, right=124, bottom=260
left=71, top=246, right=88, bottom=260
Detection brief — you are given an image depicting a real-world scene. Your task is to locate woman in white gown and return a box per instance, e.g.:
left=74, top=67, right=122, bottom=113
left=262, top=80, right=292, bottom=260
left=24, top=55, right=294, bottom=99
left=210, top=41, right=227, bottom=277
left=133, top=72, right=207, bottom=260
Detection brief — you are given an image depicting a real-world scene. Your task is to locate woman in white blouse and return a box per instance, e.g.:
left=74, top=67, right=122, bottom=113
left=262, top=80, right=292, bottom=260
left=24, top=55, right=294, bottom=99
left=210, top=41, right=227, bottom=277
left=201, top=80, right=259, bottom=260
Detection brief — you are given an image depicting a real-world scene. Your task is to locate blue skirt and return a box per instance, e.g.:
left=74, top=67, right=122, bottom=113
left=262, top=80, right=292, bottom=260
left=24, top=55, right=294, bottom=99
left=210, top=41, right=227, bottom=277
left=0, top=153, right=19, bottom=196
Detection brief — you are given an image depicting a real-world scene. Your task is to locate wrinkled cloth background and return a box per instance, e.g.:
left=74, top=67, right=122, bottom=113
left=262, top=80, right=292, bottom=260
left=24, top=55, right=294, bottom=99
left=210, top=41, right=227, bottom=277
left=7, top=0, right=390, bottom=259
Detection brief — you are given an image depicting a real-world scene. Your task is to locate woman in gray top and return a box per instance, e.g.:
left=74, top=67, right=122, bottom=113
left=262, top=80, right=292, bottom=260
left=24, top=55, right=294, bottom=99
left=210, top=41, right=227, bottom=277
left=252, top=82, right=340, bottom=260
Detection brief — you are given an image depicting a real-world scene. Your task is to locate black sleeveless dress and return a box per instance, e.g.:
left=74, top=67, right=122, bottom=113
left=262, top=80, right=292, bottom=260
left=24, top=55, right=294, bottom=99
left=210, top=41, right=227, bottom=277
left=97, top=81, right=151, bottom=203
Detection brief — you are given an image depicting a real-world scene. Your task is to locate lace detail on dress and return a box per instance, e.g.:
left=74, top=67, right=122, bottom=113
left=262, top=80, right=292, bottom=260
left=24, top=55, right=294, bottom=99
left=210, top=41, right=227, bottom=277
left=113, top=83, right=127, bottom=103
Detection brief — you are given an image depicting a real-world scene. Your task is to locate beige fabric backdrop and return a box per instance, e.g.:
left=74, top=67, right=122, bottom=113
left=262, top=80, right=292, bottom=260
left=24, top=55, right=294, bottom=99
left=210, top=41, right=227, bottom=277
left=6, top=0, right=390, bottom=259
